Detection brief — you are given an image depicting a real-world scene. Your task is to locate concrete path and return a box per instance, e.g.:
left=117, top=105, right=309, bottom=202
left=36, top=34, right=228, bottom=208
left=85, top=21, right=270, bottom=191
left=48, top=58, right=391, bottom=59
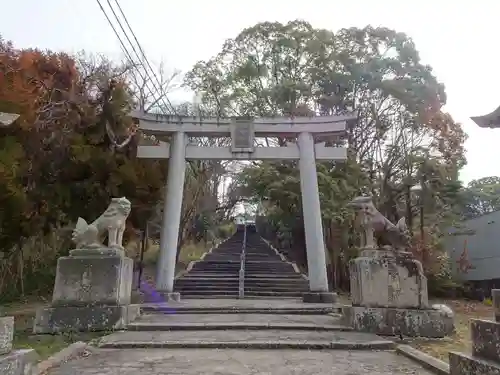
left=44, top=299, right=436, bottom=374
left=47, top=348, right=435, bottom=374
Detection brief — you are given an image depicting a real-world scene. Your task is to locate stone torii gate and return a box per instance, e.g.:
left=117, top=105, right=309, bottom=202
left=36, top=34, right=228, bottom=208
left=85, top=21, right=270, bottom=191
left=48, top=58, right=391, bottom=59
left=133, top=111, right=356, bottom=303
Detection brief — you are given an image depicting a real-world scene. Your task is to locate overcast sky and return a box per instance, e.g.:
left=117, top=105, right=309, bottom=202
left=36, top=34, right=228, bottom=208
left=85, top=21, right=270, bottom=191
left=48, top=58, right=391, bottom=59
left=2, top=0, right=499, bottom=184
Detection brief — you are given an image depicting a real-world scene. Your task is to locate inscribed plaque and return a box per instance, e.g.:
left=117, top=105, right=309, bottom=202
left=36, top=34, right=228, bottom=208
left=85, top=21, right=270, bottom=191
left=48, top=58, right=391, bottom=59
left=231, top=119, right=254, bottom=152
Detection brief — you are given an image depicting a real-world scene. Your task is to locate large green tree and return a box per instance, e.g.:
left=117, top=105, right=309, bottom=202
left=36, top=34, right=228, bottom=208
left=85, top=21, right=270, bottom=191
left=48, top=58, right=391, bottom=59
left=459, top=176, right=500, bottom=218
left=184, top=21, right=467, bottom=288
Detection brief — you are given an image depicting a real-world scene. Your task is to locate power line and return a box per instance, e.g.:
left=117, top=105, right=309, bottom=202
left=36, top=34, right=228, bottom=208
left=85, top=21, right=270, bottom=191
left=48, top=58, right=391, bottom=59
left=96, top=0, right=175, bottom=114
left=105, top=0, right=175, bottom=114
left=95, top=0, right=157, bottom=106
left=112, top=0, right=176, bottom=115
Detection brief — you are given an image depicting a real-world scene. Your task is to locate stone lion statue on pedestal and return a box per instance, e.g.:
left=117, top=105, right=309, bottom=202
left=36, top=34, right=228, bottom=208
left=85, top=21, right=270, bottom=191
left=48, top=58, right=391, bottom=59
left=348, top=195, right=410, bottom=251
left=72, top=197, right=131, bottom=249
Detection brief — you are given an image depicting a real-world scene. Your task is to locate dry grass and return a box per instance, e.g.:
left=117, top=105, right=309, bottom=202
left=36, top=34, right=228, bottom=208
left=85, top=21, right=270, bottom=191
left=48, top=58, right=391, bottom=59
left=336, top=294, right=492, bottom=363
left=3, top=300, right=102, bottom=361
left=409, top=299, right=492, bottom=362
left=140, top=240, right=214, bottom=266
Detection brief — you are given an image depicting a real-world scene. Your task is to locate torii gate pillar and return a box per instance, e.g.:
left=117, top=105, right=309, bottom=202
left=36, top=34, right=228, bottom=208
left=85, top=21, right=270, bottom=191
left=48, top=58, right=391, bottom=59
left=156, top=131, right=187, bottom=296
left=298, top=132, right=329, bottom=296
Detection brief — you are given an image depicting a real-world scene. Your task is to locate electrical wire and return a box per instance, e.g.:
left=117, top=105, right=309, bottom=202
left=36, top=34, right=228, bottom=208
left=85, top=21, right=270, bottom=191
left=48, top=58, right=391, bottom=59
left=95, top=0, right=175, bottom=114
left=105, top=0, right=175, bottom=114
left=112, top=0, right=176, bottom=114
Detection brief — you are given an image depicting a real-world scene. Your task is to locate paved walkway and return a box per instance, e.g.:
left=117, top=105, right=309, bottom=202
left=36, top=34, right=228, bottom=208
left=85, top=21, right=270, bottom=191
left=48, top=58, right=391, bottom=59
left=44, top=299, right=436, bottom=374
left=48, top=348, right=434, bottom=374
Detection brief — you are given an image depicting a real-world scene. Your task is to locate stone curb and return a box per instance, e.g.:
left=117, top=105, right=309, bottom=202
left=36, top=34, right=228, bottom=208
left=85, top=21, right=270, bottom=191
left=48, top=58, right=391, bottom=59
left=36, top=341, right=93, bottom=374
left=127, top=322, right=353, bottom=331
left=396, top=344, right=449, bottom=375
left=99, top=340, right=395, bottom=350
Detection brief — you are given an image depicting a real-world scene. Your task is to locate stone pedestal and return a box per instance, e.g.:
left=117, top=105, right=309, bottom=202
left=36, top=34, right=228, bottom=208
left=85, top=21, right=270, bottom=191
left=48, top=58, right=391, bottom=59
left=34, top=250, right=140, bottom=333
left=344, top=249, right=453, bottom=337
left=0, top=316, right=38, bottom=374
left=350, top=249, right=428, bottom=308
left=450, top=289, right=500, bottom=374
left=302, top=292, right=337, bottom=303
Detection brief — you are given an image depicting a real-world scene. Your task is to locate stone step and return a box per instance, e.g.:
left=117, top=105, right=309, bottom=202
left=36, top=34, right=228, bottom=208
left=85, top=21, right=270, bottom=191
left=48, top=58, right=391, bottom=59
left=244, top=291, right=305, bottom=297
left=175, top=278, right=239, bottom=284
left=245, top=269, right=299, bottom=272
left=176, top=277, right=305, bottom=284
left=175, top=285, right=239, bottom=291
left=244, top=269, right=298, bottom=273
left=174, top=284, right=239, bottom=290
left=245, top=274, right=305, bottom=279
left=245, top=262, right=295, bottom=266
left=97, top=330, right=394, bottom=350
left=244, top=277, right=306, bottom=283
left=127, top=313, right=351, bottom=332
left=243, top=285, right=309, bottom=292
left=180, top=275, right=238, bottom=280
left=127, top=322, right=351, bottom=331
left=172, top=289, right=239, bottom=295
left=141, top=305, right=341, bottom=315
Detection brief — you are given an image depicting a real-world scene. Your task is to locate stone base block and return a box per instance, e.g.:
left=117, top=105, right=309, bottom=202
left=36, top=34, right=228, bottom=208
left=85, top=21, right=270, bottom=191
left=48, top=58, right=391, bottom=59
left=471, top=319, right=500, bottom=362
left=0, top=317, right=14, bottom=355
left=52, top=255, right=133, bottom=306
left=449, top=352, right=500, bottom=375
left=158, top=292, right=181, bottom=302
left=33, top=304, right=140, bottom=334
left=302, top=292, right=337, bottom=304
left=349, top=250, right=428, bottom=308
left=0, top=348, right=38, bottom=375
left=342, top=305, right=454, bottom=338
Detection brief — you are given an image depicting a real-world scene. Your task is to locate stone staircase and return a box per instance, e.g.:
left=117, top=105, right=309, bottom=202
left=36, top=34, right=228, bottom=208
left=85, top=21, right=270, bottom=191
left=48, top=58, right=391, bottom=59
left=173, top=226, right=308, bottom=299
left=98, top=300, right=395, bottom=352
left=173, top=231, right=244, bottom=298
left=244, top=227, right=308, bottom=298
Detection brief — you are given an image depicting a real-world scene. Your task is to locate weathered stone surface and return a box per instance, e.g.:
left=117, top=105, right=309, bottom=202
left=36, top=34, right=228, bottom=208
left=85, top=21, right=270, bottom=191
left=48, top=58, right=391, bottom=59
left=134, top=312, right=344, bottom=325
left=69, top=247, right=125, bottom=257
left=396, top=344, right=449, bottom=375
left=471, top=319, right=500, bottom=362
left=97, top=329, right=395, bottom=350
left=342, top=305, right=454, bottom=337
left=0, top=348, right=38, bottom=375
left=128, top=312, right=349, bottom=331
left=52, top=255, right=133, bottom=306
left=141, top=298, right=340, bottom=315
left=46, top=348, right=436, bottom=375
left=493, top=289, right=500, bottom=322
left=0, top=316, right=13, bottom=355
left=157, top=292, right=180, bottom=302
left=33, top=304, right=140, bottom=334
left=302, top=291, right=337, bottom=304
left=450, top=351, right=500, bottom=375
left=350, top=250, right=428, bottom=308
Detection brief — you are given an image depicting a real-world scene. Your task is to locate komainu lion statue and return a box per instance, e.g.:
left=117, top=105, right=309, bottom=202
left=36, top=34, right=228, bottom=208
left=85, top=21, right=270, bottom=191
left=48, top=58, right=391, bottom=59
left=72, top=197, right=131, bottom=249
left=348, top=195, right=410, bottom=251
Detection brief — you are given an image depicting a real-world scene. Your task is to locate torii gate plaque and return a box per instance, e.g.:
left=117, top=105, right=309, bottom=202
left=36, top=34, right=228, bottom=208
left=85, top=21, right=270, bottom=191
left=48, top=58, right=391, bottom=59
left=133, top=111, right=356, bottom=303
